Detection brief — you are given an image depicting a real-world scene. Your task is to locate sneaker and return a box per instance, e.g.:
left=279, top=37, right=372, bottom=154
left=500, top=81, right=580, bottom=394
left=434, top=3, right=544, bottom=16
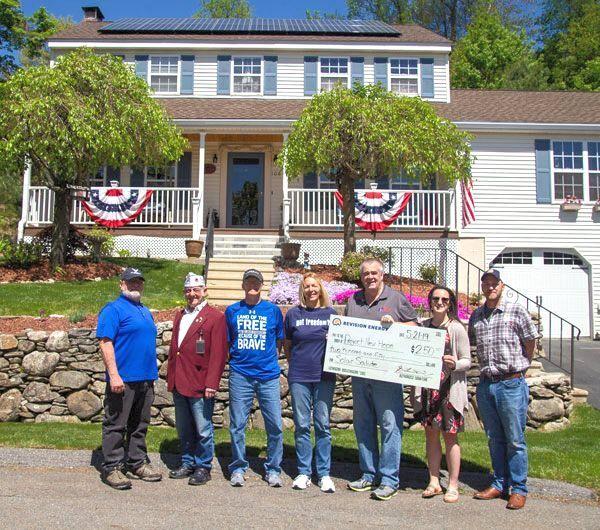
left=230, top=471, right=245, bottom=487
left=371, top=484, right=398, bottom=501
left=292, top=474, right=311, bottom=490
left=265, top=472, right=283, bottom=488
left=188, top=468, right=211, bottom=486
left=347, top=477, right=374, bottom=492
left=319, top=476, right=336, bottom=493
left=102, top=468, right=132, bottom=490
left=128, top=463, right=162, bottom=482
left=169, top=466, right=194, bottom=479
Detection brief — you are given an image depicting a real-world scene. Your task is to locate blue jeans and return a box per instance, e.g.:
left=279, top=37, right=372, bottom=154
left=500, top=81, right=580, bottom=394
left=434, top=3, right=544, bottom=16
left=352, top=377, right=404, bottom=489
left=228, top=370, right=283, bottom=475
left=476, top=376, right=529, bottom=495
left=290, top=379, right=336, bottom=478
left=173, top=390, right=215, bottom=471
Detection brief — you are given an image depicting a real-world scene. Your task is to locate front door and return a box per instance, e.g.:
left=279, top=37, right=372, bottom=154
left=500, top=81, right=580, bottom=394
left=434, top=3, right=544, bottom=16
left=227, top=153, right=264, bottom=228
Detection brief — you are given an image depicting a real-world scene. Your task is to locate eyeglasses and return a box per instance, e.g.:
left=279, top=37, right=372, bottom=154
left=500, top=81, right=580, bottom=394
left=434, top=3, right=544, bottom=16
left=431, top=296, right=450, bottom=303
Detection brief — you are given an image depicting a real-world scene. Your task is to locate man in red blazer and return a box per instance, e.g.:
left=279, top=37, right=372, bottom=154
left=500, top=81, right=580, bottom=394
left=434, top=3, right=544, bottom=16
left=167, top=272, right=228, bottom=486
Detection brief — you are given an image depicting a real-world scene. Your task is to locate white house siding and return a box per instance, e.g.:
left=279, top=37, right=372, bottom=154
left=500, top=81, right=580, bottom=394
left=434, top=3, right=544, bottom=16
left=461, top=132, right=600, bottom=337
left=195, top=54, right=218, bottom=96
left=276, top=54, right=304, bottom=98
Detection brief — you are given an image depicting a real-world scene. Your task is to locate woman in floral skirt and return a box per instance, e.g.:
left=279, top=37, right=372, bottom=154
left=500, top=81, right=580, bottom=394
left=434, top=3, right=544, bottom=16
left=412, top=285, right=471, bottom=503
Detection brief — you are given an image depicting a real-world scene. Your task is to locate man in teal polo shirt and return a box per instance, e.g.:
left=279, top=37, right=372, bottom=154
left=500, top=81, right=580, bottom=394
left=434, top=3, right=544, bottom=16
left=97, top=267, right=162, bottom=490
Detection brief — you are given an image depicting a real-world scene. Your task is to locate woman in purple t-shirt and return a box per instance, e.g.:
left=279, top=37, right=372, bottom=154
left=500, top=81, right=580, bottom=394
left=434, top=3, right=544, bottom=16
left=284, top=272, right=337, bottom=493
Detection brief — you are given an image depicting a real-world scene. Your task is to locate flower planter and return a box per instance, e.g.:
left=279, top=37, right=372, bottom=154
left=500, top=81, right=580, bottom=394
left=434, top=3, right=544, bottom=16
left=185, top=240, right=204, bottom=258
left=593, top=204, right=600, bottom=213
left=561, top=203, right=582, bottom=212
left=280, top=242, right=301, bottom=261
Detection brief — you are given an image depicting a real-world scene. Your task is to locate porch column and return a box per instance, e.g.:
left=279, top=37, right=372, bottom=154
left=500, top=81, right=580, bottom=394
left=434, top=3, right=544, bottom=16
left=196, top=131, right=206, bottom=238
left=281, top=133, right=290, bottom=240
left=17, top=161, right=32, bottom=242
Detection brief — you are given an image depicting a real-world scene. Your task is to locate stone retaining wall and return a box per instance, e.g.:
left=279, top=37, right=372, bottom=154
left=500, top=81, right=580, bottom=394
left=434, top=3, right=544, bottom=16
left=0, top=326, right=588, bottom=431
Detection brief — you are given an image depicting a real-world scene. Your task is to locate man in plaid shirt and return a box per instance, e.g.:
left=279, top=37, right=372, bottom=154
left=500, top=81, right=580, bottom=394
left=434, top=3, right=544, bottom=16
left=468, top=269, right=539, bottom=511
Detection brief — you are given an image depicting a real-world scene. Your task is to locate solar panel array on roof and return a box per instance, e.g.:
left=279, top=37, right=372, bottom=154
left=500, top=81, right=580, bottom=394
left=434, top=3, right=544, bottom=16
left=99, top=18, right=400, bottom=36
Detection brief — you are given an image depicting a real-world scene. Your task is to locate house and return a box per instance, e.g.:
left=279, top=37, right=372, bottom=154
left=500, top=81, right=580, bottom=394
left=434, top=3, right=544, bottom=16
left=19, top=6, right=600, bottom=339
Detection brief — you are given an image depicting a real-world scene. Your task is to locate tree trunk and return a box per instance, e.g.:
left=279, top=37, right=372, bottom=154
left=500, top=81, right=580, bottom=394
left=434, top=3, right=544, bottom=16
left=50, top=188, right=72, bottom=269
left=340, top=175, right=356, bottom=255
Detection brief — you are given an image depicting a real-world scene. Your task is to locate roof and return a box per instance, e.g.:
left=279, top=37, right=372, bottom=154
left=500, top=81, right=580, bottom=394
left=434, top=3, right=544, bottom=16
left=49, top=20, right=450, bottom=44
left=157, top=90, right=600, bottom=125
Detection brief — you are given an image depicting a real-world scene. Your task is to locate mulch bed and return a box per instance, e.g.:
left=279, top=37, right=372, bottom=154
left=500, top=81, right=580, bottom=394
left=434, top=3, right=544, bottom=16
left=0, top=260, right=122, bottom=283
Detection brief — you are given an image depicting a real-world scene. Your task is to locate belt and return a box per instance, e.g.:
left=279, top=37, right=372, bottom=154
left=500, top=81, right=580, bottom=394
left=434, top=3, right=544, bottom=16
left=483, top=371, right=524, bottom=383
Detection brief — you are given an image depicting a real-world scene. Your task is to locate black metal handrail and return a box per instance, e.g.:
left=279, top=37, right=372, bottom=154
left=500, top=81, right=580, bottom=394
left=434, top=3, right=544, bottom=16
left=203, top=209, right=216, bottom=282
left=385, top=246, right=581, bottom=386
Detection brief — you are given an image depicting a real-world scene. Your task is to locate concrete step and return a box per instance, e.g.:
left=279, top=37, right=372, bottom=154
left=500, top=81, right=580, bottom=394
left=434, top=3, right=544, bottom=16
left=208, top=259, right=275, bottom=271
left=207, top=278, right=273, bottom=289
left=208, top=287, right=271, bottom=305
left=213, top=250, right=278, bottom=258
left=207, top=269, right=275, bottom=281
left=213, top=243, right=280, bottom=251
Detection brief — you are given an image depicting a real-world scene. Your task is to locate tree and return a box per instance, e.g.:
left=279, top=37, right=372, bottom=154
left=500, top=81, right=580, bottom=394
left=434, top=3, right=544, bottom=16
left=193, top=0, right=251, bottom=18
left=450, top=8, right=547, bottom=89
left=551, top=0, right=600, bottom=90
left=347, top=0, right=412, bottom=24
left=279, top=84, right=472, bottom=254
left=0, top=48, right=188, bottom=267
left=20, top=11, right=74, bottom=67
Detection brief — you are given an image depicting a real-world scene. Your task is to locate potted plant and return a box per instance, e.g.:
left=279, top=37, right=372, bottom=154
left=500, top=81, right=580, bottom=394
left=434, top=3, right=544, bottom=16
left=280, top=240, right=301, bottom=261
left=593, top=199, right=600, bottom=213
left=561, top=195, right=582, bottom=211
left=185, top=239, right=204, bottom=258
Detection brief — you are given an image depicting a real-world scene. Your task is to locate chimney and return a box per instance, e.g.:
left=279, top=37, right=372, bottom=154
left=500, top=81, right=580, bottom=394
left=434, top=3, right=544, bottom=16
left=82, top=6, right=105, bottom=22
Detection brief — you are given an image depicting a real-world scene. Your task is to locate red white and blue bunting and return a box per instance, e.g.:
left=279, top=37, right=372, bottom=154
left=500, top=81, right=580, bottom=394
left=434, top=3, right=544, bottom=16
left=334, top=190, right=413, bottom=231
left=82, top=188, right=154, bottom=228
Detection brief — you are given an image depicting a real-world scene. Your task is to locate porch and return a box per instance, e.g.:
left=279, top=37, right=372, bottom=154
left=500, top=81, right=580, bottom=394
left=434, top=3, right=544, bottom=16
left=20, top=132, right=458, bottom=238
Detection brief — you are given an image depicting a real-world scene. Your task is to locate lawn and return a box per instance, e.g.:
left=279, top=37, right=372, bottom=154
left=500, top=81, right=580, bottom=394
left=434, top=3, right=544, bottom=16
left=0, top=405, right=598, bottom=493
left=0, top=258, right=202, bottom=316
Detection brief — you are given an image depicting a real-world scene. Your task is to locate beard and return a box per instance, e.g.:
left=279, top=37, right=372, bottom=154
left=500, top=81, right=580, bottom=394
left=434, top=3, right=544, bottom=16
left=122, top=290, right=142, bottom=303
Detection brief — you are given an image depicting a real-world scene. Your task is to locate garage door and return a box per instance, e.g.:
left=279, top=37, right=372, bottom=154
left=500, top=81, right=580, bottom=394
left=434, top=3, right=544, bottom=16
left=491, top=249, right=590, bottom=338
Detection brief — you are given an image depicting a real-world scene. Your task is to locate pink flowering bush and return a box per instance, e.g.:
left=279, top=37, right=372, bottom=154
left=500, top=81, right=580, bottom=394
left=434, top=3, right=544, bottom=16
left=269, top=272, right=358, bottom=305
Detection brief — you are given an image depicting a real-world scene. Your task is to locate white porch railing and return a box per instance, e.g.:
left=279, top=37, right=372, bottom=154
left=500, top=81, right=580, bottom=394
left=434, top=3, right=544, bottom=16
left=287, top=189, right=455, bottom=230
left=26, top=186, right=200, bottom=226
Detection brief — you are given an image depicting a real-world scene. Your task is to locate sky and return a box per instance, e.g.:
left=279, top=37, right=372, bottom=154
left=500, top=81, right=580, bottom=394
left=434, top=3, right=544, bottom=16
left=21, top=0, right=351, bottom=20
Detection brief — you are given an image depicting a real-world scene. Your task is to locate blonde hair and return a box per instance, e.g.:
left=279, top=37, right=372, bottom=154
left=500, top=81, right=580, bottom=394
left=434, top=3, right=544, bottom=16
left=298, top=272, right=331, bottom=308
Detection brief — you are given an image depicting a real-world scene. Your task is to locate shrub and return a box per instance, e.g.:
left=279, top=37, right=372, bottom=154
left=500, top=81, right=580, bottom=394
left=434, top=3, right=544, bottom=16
left=0, top=239, right=43, bottom=269
left=340, top=251, right=366, bottom=282
left=116, top=249, right=131, bottom=258
left=469, top=291, right=483, bottom=306
left=361, top=245, right=391, bottom=265
left=418, top=263, right=439, bottom=284
left=68, top=310, right=87, bottom=324
left=33, top=226, right=89, bottom=261
left=86, top=227, right=115, bottom=262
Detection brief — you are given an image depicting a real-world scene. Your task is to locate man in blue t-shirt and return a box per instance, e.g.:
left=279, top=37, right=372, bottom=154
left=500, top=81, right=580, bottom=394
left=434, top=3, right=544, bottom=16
left=225, top=268, right=284, bottom=488
left=96, top=267, right=161, bottom=490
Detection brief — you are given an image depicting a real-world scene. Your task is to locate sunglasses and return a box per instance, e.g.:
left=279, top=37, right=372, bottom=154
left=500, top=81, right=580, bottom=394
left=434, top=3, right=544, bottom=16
left=431, top=296, right=450, bottom=303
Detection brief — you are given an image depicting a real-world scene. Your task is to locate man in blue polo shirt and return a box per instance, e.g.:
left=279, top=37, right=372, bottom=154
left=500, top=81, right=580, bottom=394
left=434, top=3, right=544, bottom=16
left=225, top=269, right=285, bottom=488
left=97, top=267, right=162, bottom=490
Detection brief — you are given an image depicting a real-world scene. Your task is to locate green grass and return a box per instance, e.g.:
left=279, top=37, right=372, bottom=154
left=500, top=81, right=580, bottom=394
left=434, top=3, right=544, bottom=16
left=0, top=258, right=203, bottom=316
left=1, top=405, right=598, bottom=493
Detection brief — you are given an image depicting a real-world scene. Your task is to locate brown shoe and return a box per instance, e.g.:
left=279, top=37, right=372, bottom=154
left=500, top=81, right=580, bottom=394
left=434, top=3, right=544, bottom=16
left=507, top=493, right=527, bottom=510
left=473, top=486, right=504, bottom=500
left=102, top=468, right=132, bottom=490
left=128, top=463, right=162, bottom=482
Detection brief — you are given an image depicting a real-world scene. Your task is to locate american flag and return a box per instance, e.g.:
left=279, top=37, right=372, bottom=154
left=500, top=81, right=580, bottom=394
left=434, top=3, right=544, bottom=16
left=461, top=179, right=476, bottom=228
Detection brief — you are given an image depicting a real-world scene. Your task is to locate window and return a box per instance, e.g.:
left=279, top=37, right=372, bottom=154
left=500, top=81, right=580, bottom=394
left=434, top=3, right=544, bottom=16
left=318, top=173, right=337, bottom=189
left=233, top=57, right=261, bottom=94
left=150, top=56, right=179, bottom=94
left=320, top=57, right=348, bottom=92
left=492, top=251, right=533, bottom=265
left=589, top=142, right=600, bottom=201
left=146, top=164, right=176, bottom=187
left=553, top=141, right=584, bottom=200
left=543, top=252, right=583, bottom=266
left=390, top=58, right=419, bottom=95
left=89, top=167, right=106, bottom=186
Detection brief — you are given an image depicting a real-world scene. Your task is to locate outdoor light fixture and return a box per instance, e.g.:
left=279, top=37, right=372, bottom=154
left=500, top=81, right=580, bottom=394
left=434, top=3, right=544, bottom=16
left=212, top=154, right=218, bottom=164
left=273, top=154, right=278, bottom=163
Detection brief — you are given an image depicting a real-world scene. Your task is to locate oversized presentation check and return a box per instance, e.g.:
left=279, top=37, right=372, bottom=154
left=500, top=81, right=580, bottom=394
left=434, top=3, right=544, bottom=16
left=323, top=315, right=446, bottom=390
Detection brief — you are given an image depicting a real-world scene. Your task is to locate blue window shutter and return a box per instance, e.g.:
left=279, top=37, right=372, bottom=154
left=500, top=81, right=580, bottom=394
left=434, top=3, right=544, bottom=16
left=304, top=172, right=318, bottom=188
left=134, top=55, right=148, bottom=81
left=420, top=58, right=434, bottom=98
left=264, top=55, right=278, bottom=95
left=177, top=152, right=192, bottom=187
left=217, top=55, right=231, bottom=95
left=374, top=57, right=388, bottom=89
left=350, top=57, right=364, bottom=88
left=106, top=166, right=120, bottom=186
left=180, top=55, right=194, bottom=95
left=131, top=167, right=145, bottom=187
left=304, top=56, right=318, bottom=96
left=535, top=140, right=552, bottom=204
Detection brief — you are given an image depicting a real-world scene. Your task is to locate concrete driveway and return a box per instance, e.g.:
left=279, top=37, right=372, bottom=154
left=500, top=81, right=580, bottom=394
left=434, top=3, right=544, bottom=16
left=541, top=338, right=600, bottom=409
